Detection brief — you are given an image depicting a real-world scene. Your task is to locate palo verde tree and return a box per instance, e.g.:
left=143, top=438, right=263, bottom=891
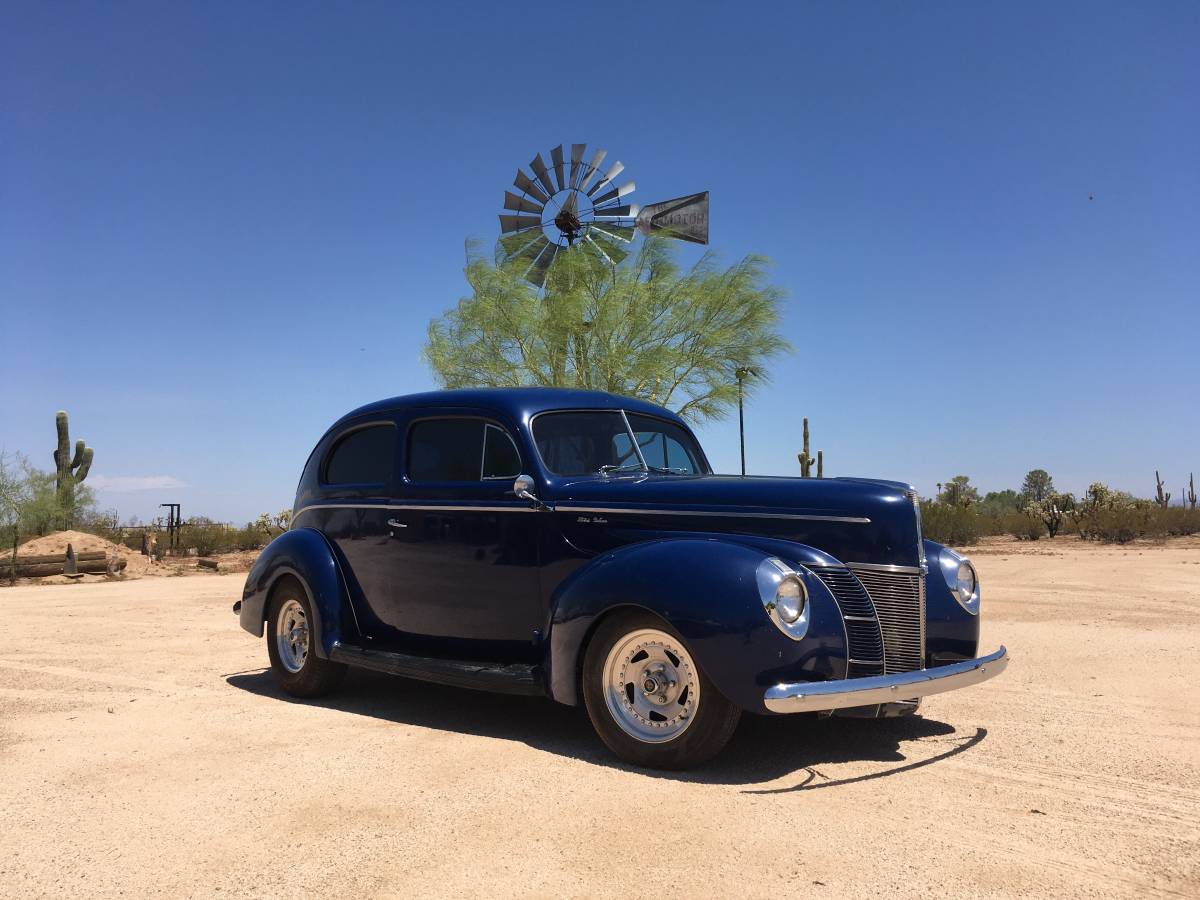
left=423, top=238, right=790, bottom=423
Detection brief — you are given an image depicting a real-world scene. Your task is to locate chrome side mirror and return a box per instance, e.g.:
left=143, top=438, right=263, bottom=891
left=512, top=474, right=548, bottom=511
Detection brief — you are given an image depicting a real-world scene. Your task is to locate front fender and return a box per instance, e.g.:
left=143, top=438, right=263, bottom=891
left=923, top=539, right=981, bottom=661
left=239, top=528, right=355, bottom=658
left=546, top=538, right=847, bottom=714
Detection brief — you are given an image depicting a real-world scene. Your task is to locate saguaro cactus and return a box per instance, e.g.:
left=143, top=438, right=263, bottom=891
left=53, top=411, right=93, bottom=528
left=1187, top=473, right=1197, bottom=511
left=796, top=418, right=826, bottom=479
left=1154, top=470, right=1170, bottom=509
left=797, top=418, right=814, bottom=477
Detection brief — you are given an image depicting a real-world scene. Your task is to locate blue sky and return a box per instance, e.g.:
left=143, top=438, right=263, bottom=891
left=2, top=2, right=1197, bottom=523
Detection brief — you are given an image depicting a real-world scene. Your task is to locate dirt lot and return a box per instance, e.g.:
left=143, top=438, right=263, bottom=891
left=1, top=538, right=1197, bottom=898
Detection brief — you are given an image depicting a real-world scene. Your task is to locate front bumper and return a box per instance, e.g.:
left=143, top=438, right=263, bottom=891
left=763, top=646, right=1008, bottom=714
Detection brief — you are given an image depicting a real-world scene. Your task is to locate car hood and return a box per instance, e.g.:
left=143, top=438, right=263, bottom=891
left=548, top=474, right=924, bottom=567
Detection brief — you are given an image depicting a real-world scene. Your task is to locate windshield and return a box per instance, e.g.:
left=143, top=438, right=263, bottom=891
left=533, top=410, right=708, bottom=476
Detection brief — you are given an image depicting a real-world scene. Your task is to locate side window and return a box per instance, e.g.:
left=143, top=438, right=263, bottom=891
left=324, top=424, right=396, bottom=485
left=482, top=424, right=522, bottom=478
left=408, top=419, right=484, bottom=482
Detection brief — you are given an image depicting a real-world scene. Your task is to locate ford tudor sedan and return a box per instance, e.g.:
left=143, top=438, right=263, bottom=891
left=236, top=388, right=1007, bottom=769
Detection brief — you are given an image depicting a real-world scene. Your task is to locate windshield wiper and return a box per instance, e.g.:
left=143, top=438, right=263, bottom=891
left=645, top=466, right=691, bottom=475
left=598, top=463, right=645, bottom=476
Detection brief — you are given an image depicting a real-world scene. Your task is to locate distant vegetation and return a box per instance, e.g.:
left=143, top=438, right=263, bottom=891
left=921, top=469, right=1200, bottom=546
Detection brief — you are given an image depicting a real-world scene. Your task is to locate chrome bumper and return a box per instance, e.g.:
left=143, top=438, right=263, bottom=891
left=763, top=646, right=1009, bottom=714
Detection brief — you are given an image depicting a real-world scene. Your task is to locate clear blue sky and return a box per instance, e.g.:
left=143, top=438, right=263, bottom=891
left=3, top=2, right=1197, bottom=523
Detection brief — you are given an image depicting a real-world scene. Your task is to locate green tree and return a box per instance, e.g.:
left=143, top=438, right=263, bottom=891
left=1020, top=469, right=1055, bottom=502
left=0, top=452, right=30, bottom=577
left=937, top=475, right=980, bottom=508
left=423, top=238, right=790, bottom=422
left=978, top=489, right=1022, bottom=517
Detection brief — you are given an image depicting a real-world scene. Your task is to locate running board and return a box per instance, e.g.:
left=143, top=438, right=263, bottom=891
left=329, top=642, right=545, bottom=697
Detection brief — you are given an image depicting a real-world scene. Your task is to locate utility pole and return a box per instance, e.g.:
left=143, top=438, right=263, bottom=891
left=735, top=367, right=755, bottom=476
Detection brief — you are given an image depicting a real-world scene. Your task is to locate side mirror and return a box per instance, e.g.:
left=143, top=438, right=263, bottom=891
left=512, top=474, right=548, bottom=511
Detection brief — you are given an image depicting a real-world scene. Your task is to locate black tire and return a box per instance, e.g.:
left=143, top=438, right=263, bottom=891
left=582, top=611, right=741, bottom=769
left=266, top=579, right=347, bottom=698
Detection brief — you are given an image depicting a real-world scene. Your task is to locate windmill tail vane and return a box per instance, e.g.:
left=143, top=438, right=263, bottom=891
left=497, top=142, right=710, bottom=287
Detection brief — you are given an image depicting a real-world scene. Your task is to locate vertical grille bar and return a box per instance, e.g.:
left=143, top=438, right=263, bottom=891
left=813, top=569, right=884, bottom=677
left=852, top=569, right=926, bottom=674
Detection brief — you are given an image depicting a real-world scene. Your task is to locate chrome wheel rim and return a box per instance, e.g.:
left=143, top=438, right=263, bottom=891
left=275, top=598, right=309, bottom=674
left=602, top=628, right=700, bottom=744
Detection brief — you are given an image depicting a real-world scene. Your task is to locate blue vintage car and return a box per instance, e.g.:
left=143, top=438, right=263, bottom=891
left=236, top=388, right=1007, bottom=768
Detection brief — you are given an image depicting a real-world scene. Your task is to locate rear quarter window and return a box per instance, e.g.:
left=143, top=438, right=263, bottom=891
left=323, top=424, right=396, bottom=485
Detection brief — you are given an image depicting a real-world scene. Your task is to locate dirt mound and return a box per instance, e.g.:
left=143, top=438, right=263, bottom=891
left=16, top=530, right=150, bottom=578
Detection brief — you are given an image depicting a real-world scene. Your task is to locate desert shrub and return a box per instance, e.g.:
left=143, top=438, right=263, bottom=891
left=176, top=517, right=236, bottom=556
left=1158, top=507, right=1200, bottom=536
left=920, top=501, right=981, bottom=546
left=1086, top=506, right=1151, bottom=543
left=1002, top=512, right=1045, bottom=541
left=233, top=525, right=266, bottom=551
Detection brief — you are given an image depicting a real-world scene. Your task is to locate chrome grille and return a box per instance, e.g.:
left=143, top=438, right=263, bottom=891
left=853, top=569, right=926, bottom=674
left=813, top=569, right=884, bottom=678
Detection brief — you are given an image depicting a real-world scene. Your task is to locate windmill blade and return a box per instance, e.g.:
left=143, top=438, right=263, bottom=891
left=503, top=191, right=544, bottom=215
left=591, top=203, right=636, bottom=219
left=516, top=233, right=549, bottom=261
left=529, top=153, right=556, bottom=198
left=550, top=144, right=566, bottom=192
left=569, top=143, right=586, bottom=188
left=499, top=229, right=544, bottom=259
left=635, top=191, right=709, bottom=244
left=591, top=180, right=636, bottom=208
left=577, top=148, right=607, bottom=193
left=499, top=214, right=542, bottom=234
left=585, top=232, right=629, bottom=266
left=587, top=160, right=624, bottom=197
left=590, top=222, right=635, bottom=243
left=526, top=241, right=560, bottom=287
left=513, top=169, right=549, bottom=205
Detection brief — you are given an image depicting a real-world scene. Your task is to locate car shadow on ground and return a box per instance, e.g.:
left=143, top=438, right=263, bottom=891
left=225, top=667, right=986, bottom=788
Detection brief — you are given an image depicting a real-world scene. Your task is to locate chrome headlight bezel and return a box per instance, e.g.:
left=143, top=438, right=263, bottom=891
left=756, top=557, right=810, bottom=640
left=940, top=547, right=980, bottom=615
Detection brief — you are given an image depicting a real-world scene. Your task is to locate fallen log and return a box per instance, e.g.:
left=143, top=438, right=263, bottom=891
left=197, top=558, right=219, bottom=571
left=0, top=558, right=127, bottom=577
left=6, top=551, right=108, bottom=566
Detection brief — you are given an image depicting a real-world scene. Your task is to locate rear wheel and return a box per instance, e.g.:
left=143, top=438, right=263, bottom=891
left=583, top=612, right=741, bottom=769
left=266, top=581, right=346, bottom=698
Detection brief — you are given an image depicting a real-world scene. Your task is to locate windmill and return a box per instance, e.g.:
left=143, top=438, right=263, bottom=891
left=498, top=143, right=709, bottom=287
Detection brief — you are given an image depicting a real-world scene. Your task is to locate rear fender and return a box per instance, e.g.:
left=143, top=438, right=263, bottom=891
left=546, top=538, right=847, bottom=713
left=239, top=528, right=355, bottom=658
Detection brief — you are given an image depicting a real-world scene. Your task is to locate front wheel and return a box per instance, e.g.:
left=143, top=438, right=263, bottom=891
left=266, top=581, right=346, bottom=698
left=582, top=613, right=741, bottom=769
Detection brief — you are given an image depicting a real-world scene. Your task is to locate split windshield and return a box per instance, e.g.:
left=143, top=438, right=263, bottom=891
left=532, top=411, right=708, bottom=477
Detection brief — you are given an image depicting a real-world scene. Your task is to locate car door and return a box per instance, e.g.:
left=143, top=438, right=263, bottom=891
left=364, top=412, right=543, bottom=662
left=307, top=417, right=400, bottom=638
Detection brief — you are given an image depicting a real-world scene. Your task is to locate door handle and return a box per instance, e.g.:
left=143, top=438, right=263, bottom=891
left=387, top=518, right=407, bottom=529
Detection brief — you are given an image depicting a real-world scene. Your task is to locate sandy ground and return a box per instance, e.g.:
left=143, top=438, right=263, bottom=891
left=0, top=538, right=1197, bottom=898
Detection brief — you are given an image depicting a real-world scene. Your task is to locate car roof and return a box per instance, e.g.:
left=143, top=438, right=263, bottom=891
left=334, top=387, right=688, bottom=430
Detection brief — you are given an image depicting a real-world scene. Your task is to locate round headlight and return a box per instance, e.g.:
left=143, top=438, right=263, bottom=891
left=956, top=561, right=976, bottom=599
left=755, top=557, right=811, bottom=640
left=940, top=549, right=979, bottom=615
left=775, top=577, right=804, bottom=623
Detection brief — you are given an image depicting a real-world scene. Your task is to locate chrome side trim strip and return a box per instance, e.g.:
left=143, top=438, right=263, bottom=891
left=293, top=502, right=537, bottom=520
left=293, top=501, right=871, bottom=525
left=843, top=615, right=877, bottom=622
left=554, top=505, right=870, bottom=524
left=764, top=646, right=1009, bottom=714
